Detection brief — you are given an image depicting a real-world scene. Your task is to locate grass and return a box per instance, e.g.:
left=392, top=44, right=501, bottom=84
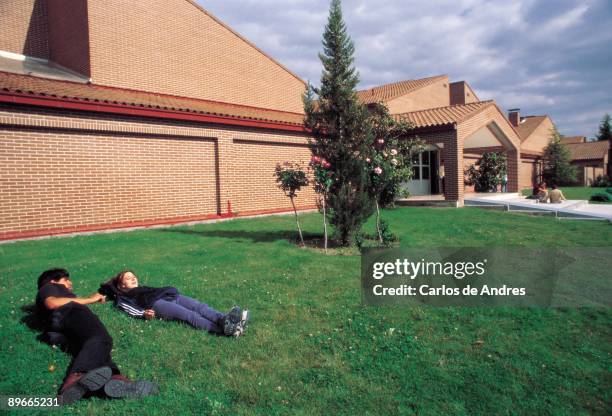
left=522, top=186, right=612, bottom=203
left=0, top=207, right=610, bottom=415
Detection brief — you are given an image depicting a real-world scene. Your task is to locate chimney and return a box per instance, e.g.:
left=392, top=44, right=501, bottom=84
left=508, top=109, right=520, bottom=127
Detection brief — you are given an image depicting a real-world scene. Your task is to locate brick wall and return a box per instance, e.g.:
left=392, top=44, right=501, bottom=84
left=407, top=129, right=462, bottom=204
left=387, top=77, right=450, bottom=114
left=47, top=0, right=91, bottom=77
left=449, top=81, right=479, bottom=105
left=86, top=0, right=306, bottom=113
left=0, top=0, right=49, bottom=59
left=457, top=104, right=522, bottom=193
left=521, top=117, right=554, bottom=153
left=0, top=105, right=316, bottom=239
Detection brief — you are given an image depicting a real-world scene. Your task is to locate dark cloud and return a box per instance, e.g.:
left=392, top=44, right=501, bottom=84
left=200, top=0, right=612, bottom=137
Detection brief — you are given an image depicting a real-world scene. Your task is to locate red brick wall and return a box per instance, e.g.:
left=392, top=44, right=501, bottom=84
left=231, top=139, right=315, bottom=213
left=387, top=77, right=450, bottom=114
left=0, top=0, right=49, bottom=59
left=46, top=0, right=91, bottom=77
left=407, top=129, right=462, bottom=204
left=0, top=105, right=316, bottom=239
left=458, top=105, right=522, bottom=193
left=86, top=0, right=306, bottom=113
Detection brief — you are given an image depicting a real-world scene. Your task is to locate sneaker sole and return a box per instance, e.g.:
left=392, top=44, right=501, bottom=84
left=104, top=379, right=159, bottom=399
left=59, top=366, right=112, bottom=405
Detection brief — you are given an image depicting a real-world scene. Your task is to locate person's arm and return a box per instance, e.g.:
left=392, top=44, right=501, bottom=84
left=116, top=299, right=146, bottom=318
left=44, top=293, right=106, bottom=310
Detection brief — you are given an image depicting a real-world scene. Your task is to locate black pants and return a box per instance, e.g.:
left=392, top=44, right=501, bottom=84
left=58, top=304, right=119, bottom=374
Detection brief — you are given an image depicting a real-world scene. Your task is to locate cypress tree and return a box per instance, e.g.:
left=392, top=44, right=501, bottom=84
left=596, top=114, right=612, bottom=141
left=304, top=0, right=374, bottom=246
left=542, top=129, right=577, bottom=185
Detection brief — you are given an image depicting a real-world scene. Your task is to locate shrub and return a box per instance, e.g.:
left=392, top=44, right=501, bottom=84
left=591, top=175, right=611, bottom=187
left=465, top=152, right=507, bottom=192
left=590, top=193, right=612, bottom=202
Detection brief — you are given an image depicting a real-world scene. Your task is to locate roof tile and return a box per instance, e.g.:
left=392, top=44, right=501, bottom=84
left=0, top=71, right=304, bottom=125
left=392, top=101, right=495, bottom=128
left=357, top=75, right=447, bottom=104
left=566, top=140, right=610, bottom=161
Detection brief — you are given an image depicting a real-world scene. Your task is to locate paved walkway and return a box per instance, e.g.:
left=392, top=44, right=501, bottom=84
left=464, top=193, right=612, bottom=220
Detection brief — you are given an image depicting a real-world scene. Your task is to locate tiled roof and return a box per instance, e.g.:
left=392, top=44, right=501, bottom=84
left=0, top=71, right=304, bottom=126
left=393, top=100, right=495, bottom=128
left=357, top=75, right=447, bottom=104
left=515, top=116, right=547, bottom=142
left=561, top=135, right=586, bottom=144
left=566, top=140, right=610, bottom=161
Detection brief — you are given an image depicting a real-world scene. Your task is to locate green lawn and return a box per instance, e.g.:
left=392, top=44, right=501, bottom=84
left=522, top=186, right=612, bottom=203
left=0, top=208, right=610, bottom=415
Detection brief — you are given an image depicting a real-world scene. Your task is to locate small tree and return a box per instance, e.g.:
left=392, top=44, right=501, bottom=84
left=596, top=114, right=612, bottom=141
left=465, top=152, right=507, bottom=192
left=304, top=0, right=375, bottom=246
left=274, top=162, right=309, bottom=246
left=542, top=129, right=577, bottom=185
left=310, top=156, right=333, bottom=252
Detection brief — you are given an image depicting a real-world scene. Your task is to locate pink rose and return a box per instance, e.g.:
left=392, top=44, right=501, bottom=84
left=391, top=158, right=398, bottom=166
left=391, top=149, right=398, bottom=156
left=322, top=160, right=331, bottom=169
left=366, top=158, right=371, bottom=163
left=377, top=139, right=385, bottom=145
left=374, top=167, right=383, bottom=175
left=311, top=155, right=321, bottom=165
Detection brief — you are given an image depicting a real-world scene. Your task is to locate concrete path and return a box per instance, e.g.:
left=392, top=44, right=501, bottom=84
left=464, top=193, right=612, bottom=221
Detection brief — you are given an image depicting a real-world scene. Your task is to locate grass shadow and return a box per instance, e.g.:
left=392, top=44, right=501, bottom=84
left=159, top=228, right=320, bottom=244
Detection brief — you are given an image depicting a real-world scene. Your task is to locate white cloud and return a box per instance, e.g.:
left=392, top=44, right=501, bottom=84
left=200, top=0, right=612, bottom=137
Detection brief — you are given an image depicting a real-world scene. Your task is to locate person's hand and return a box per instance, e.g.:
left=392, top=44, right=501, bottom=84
left=90, top=293, right=106, bottom=303
left=144, top=309, right=156, bottom=320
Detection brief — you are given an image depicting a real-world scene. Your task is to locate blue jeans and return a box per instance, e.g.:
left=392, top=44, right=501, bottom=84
left=152, top=295, right=224, bottom=333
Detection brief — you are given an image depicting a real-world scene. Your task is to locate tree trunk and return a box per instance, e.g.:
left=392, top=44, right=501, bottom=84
left=375, top=200, right=383, bottom=243
left=290, top=196, right=305, bottom=246
left=322, top=194, right=328, bottom=253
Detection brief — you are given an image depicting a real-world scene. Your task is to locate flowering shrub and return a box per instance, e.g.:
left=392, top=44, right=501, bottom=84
left=310, top=155, right=333, bottom=252
left=274, top=162, right=309, bottom=246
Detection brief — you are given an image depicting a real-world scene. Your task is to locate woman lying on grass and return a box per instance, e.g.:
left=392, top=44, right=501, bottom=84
left=99, top=270, right=248, bottom=337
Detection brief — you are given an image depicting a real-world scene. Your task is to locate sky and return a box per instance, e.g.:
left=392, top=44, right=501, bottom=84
left=199, top=0, right=612, bottom=139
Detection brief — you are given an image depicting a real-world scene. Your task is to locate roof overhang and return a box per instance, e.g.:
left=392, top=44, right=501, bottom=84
left=0, top=91, right=308, bottom=133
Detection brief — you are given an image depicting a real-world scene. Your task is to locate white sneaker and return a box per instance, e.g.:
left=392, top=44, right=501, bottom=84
left=232, top=309, right=249, bottom=338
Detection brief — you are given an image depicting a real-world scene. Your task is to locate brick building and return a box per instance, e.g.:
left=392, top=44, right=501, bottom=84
left=564, top=138, right=610, bottom=185
left=0, top=0, right=577, bottom=240
left=0, top=0, right=315, bottom=241
left=357, top=76, right=522, bottom=205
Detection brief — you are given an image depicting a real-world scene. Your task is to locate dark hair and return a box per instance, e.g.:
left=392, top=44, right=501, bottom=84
left=38, top=268, right=69, bottom=289
left=552, top=185, right=558, bottom=190
left=106, top=270, right=135, bottom=293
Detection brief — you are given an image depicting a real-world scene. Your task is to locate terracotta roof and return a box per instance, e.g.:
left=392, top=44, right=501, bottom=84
left=392, top=100, right=495, bottom=128
left=0, top=71, right=304, bottom=126
left=566, top=140, right=610, bottom=161
left=561, top=135, right=586, bottom=144
left=515, top=116, right=547, bottom=142
left=357, top=75, right=447, bottom=104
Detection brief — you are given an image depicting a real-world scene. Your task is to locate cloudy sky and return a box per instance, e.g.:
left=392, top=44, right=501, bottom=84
left=200, top=0, right=612, bottom=138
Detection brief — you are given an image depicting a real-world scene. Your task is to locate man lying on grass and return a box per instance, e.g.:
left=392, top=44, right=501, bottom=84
left=99, top=270, right=249, bottom=337
left=36, top=268, right=158, bottom=404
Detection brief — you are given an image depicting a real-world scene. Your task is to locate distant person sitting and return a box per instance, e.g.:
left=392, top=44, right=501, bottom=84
left=548, top=185, right=566, bottom=203
left=535, top=182, right=548, bottom=203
